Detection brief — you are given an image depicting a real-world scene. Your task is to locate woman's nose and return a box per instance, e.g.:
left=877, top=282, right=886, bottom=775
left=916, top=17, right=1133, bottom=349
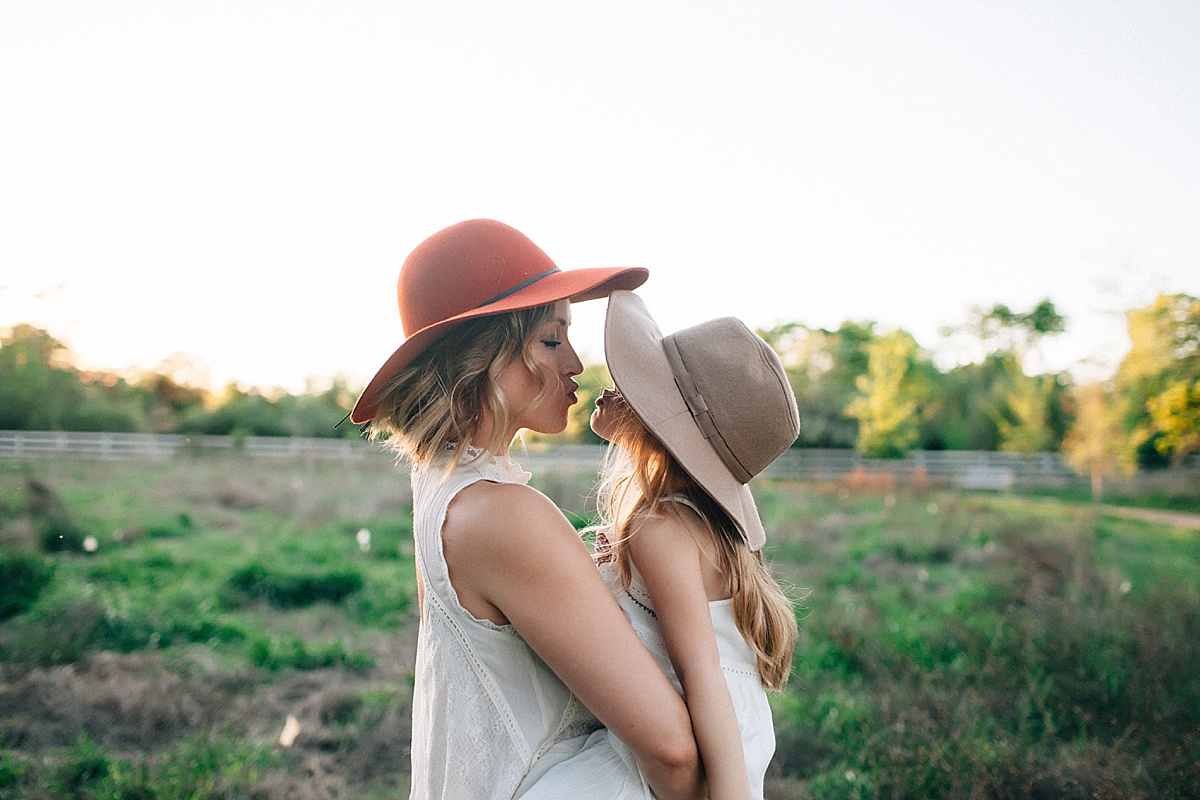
left=564, top=343, right=584, bottom=376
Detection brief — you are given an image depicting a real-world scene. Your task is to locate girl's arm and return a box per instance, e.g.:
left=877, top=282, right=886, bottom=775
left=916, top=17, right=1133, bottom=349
left=443, top=481, right=705, bottom=800
left=628, top=509, right=753, bottom=800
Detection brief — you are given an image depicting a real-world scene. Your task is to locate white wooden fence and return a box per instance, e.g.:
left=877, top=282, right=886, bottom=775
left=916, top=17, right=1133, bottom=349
left=0, top=431, right=370, bottom=461
left=0, top=430, right=1085, bottom=488
left=765, top=447, right=1075, bottom=488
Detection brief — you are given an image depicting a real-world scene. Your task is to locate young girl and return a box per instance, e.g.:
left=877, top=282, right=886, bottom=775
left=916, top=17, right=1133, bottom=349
left=590, top=289, right=801, bottom=800
left=350, top=221, right=702, bottom=800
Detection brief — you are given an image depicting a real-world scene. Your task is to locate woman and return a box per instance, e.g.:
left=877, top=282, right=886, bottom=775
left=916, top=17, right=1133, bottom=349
left=349, top=219, right=703, bottom=800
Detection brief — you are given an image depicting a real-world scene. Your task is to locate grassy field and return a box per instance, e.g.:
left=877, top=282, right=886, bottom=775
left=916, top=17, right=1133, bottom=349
left=1, top=453, right=1198, bottom=799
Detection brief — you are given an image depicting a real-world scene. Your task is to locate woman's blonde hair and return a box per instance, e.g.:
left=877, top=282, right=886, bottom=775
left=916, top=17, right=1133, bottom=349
left=367, top=304, right=558, bottom=466
left=594, top=414, right=799, bottom=691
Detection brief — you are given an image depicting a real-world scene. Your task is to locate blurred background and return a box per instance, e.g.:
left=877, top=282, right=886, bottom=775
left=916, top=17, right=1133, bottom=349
left=2, top=1, right=1198, bottom=476
left=2, top=3, right=1199, bottom=798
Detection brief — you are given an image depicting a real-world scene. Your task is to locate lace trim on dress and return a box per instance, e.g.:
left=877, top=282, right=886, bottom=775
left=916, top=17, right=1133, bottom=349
left=456, top=443, right=533, bottom=484
left=625, top=588, right=657, bottom=619
left=721, top=663, right=761, bottom=678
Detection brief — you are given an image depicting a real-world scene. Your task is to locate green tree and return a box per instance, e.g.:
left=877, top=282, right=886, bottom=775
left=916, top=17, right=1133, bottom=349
left=844, top=330, right=931, bottom=458
left=181, top=384, right=291, bottom=437
left=272, top=378, right=362, bottom=438
left=1144, top=378, right=1200, bottom=466
left=137, top=372, right=208, bottom=432
left=991, top=356, right=1067, bottom=454
left=970, top=298, right=1066, bottom=354
left=919, top=359, right=1003, bottom=450
left=761, top=321, right=874, bottom=449
left=0, top=322, right=367, bottom=437
left=1117, top=294, right=1200, bottom=467
left=68, top=372, right=148, bottom=432
left=0, top=325, right=85, bottom=430
left=944, top=299, right=1069, bottom=453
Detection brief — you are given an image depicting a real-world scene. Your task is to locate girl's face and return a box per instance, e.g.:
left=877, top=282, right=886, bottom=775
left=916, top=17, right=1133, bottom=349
left=590, top=386, right=637, bottom=442
left=493, top=300, right=584, bottom=436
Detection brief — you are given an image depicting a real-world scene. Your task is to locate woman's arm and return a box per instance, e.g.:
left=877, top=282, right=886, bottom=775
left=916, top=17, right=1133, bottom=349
left=628, top=510, right=753, bottom=800
left=442, top=481, right=704, bottom=800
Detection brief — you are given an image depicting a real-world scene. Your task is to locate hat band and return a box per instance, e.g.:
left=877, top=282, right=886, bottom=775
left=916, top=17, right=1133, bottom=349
left=475, top=267, right=561, bottom=309
left=662, top=334, right=754, bottom=484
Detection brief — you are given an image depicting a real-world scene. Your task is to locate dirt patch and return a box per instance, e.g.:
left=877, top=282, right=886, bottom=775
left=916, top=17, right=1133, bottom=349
left=1098, top=505, right=1200, bottom=531
left=0, top=635, right=418, bottom=796
left=0, top=651, right=235, bottom=749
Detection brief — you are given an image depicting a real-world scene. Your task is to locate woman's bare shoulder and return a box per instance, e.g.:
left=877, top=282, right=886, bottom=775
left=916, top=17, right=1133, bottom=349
left=441, top=480, right=596, bottom=624
left=445, top=480, right=576, bottom=554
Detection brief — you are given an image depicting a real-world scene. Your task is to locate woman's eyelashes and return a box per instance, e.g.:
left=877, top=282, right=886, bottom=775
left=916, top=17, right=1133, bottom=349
left=540, top=326, right=567, bottom=349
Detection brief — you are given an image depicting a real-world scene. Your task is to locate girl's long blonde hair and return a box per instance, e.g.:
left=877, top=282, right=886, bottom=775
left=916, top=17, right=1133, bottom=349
left=594, top=413, right=799, bottom=691
left=367, top=304, right=557, bottom=466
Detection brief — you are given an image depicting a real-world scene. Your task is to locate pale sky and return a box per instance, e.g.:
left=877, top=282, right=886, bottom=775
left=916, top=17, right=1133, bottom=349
left=2, top=1, right=1197, bottom=393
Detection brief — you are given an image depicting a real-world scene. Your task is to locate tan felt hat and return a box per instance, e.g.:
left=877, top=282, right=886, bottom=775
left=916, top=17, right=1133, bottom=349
left=604, top=290, right=800, bottom=550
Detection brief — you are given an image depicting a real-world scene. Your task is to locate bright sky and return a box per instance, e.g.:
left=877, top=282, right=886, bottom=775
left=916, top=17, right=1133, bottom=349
left=2, top=1, right=1197, bottom=393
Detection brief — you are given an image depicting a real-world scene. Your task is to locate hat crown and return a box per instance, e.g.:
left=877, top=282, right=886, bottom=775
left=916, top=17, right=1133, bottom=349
left=664, top=318, right=800, bottom=483
left=398, top=219, right=558, bottom=337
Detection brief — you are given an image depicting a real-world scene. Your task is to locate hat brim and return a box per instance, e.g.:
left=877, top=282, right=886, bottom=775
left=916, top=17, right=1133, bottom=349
left=351, top=266, right=648, bottom=424
left=604, top=290, right=767, bottom=551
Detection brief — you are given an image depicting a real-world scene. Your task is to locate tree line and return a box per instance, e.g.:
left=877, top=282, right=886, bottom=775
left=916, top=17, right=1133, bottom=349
left=2, top=293, right=1197, bottom=478
left=750, top=293, right=1197, bottom=495
left=0, top=325, right=359, bottom=440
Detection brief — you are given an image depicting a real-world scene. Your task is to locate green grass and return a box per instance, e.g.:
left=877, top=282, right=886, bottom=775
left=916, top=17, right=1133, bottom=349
left=0, top=455, right=415, bottom=799
left=1012, top=469, right=1200, bottom=514
left=762, top=483, right=1200, bottom=799
left=1, top=456, right=1198, bottom=798
left=0, top=732, right=287, bottom=799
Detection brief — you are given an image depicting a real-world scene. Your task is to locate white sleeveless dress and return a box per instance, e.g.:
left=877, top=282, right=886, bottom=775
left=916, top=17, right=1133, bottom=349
left=600, top=558, right=777, bottom=799
left=519, top=499, right=778, bottom=800
left=408, top=451, right=603, bottom=799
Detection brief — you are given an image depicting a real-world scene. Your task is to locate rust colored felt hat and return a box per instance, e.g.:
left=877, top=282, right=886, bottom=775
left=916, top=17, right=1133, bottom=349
left=350, top=219, right=649, bottom=424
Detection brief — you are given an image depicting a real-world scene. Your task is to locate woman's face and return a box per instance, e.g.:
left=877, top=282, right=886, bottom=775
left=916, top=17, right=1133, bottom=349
left=590, top=386, right=636, bottom=442
left=493, top=300, right=584, bottom=436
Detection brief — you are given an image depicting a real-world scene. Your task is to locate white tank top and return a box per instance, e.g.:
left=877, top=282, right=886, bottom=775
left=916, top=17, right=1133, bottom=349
left=407, top=450, right=599, bottom=800
left=599, top=496, right=777, bottom=799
